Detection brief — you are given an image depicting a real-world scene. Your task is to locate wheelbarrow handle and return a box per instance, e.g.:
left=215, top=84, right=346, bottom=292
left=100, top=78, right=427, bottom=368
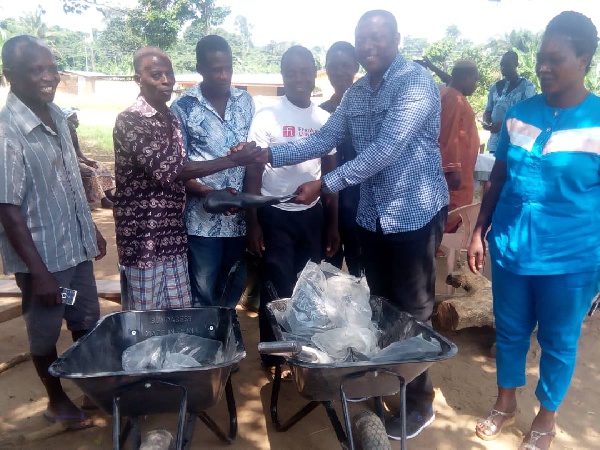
left=258, top=341, right=302, bottom=356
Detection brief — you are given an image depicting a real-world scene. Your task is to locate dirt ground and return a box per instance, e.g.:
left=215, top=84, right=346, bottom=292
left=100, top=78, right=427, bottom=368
left=0, top=209, right=599, bottom=450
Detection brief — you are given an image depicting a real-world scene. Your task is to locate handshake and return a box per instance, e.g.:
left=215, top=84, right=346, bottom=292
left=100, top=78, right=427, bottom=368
left=227, top=141, right=270, bottom=167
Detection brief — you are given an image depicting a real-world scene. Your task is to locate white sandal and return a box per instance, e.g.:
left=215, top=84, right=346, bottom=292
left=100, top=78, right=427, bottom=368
left=475, top=409, right=516, bottom=441
left=520, top=429, right=556, bottom=450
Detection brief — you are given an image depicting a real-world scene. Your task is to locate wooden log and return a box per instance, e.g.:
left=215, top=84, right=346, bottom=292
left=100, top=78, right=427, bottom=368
left=0, top=352, right=31, bottom=375
left=433, top=261, right=494, bottom=331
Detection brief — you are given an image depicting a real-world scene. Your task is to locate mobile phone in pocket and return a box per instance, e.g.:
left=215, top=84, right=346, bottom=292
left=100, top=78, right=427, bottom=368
left=60, top=287, right=78, bottom=305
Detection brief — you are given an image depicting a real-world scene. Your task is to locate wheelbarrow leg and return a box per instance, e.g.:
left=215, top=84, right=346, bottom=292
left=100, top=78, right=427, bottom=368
left=270, top=363, right=320, bottom=432
left=322, top=401, right=349, bottom=448
left=182, top=414, right=197, bottom=450
left=113, top=395, right=138, bottom=450
left=225, top=375, right=238, bottom=440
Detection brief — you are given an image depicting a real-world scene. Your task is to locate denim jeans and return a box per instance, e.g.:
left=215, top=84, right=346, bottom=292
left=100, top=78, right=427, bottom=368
left=187, top=235, right=246, bottom=308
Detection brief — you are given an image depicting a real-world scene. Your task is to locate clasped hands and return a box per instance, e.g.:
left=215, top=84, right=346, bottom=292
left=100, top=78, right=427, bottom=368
left=229, top=142, right=323, bottom=205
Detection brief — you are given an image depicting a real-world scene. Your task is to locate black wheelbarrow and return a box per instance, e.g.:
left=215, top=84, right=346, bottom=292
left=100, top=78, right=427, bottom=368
left=49, top=307, right=246, bottom=449
left=259, top=296, right=458, bottom=450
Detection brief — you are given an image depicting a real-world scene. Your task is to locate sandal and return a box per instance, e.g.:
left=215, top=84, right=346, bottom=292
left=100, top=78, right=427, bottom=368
left=475, top=409, right=516, bottom=441
left=520, top=429, right=556, bottom=450
left=43, top=409, right=94, bottom=431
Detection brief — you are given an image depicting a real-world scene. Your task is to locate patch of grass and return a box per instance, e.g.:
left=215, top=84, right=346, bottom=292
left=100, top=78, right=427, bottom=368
left=77, top=124, right=114, bottom=156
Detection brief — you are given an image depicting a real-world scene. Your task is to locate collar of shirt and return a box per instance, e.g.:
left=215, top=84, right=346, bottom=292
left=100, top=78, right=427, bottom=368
left=354, top=54, right=407, bottom=93
left=130, top=95, right=163, bottom=118
left=182, top=84, right=244, bottom=117
left=5, top=92, right=65, bottom=136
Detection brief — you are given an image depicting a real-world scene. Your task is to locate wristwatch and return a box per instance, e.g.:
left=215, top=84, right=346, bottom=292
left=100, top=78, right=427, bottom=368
left=321, top=180, right=332, bottom=195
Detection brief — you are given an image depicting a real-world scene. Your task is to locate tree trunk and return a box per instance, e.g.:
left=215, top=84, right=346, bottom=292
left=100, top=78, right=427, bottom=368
left=433, top=261, right=495, bottom=331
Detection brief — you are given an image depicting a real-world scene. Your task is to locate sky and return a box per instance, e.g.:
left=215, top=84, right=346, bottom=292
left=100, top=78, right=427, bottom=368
left=3, top=0, right=600, bottom=50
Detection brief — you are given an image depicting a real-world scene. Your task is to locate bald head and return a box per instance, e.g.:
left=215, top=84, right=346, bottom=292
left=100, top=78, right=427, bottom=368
left=449, top=60, right=479, bottom=96
left=451, top=60, right=478, bottom=80
left=133, top=47, right=171, bottom=74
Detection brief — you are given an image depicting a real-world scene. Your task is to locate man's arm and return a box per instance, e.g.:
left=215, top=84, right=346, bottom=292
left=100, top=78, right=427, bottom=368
left=269, top=103, right=348, bottom=168
left=0, top=204, right=61, bottom=305
left=171, top=100, right=216, bottom=194
left=321, top=79, right=441, bottom=194
left=439, top=92, right=463, bottom=191
left=417, top=57, right=452, bottom=84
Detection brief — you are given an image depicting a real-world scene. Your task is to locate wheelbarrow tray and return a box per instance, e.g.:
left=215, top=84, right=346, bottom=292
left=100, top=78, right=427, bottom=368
left=266, top=296, right=457, bottom=401
left=50, top=307, right=246, bottom=416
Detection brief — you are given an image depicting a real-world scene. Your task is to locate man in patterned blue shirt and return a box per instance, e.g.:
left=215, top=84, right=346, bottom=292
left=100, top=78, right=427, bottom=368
left=171, top=35, right=255, bottom=308
left=237, top=10, right=448, bottom=439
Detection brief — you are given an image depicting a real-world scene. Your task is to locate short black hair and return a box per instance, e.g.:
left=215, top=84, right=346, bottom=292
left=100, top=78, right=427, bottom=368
left=451, top=60, right=478, bottom=80
left=280, top=45, right=316, bottom=72
left=357, top=10, right=398, bottom=35
left=544, top=10, right=598, bottom=72
left=325, top=41, right=356, bottom=65
left=1, top=35, right=44, bottom=71
left=133, top=46, right=170, bottom=74
left=501, top=50, right=519, bottom=65
left=195, top=35, right=232, bottom=69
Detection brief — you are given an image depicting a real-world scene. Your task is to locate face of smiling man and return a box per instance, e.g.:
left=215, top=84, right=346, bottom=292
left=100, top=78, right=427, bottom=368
left=5, top=43, right=60, bottom=111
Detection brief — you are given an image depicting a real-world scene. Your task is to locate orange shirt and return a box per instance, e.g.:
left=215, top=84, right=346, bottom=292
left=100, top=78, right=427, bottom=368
left=439, top=86, right=480, bottom=211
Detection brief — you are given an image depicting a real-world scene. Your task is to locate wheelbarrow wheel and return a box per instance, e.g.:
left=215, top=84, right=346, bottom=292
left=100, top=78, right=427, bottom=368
left=352, top=411, right=391, bottom=450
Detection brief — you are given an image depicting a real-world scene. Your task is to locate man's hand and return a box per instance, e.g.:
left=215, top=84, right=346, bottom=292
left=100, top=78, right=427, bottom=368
left=95, top=227, right=107, bottom=261
left=247, top=220, right=265, bottom=257
left=489, top=122, right=502, bottom=133
left=325, top=225, right=340, bottom=258
left=228, top=142, right=269, bottom=166
left=80, top=165, right=95, bottom=177
left=445, top=171, right=462, bottom=191
left=293, top=180, right=322, bottom=205
left=31, top=270, right=61, bottom=306
left=220, top=187, right=240, bottom=215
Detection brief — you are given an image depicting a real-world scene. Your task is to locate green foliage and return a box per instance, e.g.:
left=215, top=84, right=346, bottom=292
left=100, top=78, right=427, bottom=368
left=3, top=5, right=599, bottom=101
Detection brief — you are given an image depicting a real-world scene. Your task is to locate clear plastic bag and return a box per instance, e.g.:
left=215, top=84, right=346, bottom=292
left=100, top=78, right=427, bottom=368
left=369, top=334, right=442, bottom=362
left=324, top=274, right=372, bottom=329
left=311, top=326, right=379, bottom=361
left=121, top=333, right=223, bottom=372
left=286, top=262, right=339, bottom=336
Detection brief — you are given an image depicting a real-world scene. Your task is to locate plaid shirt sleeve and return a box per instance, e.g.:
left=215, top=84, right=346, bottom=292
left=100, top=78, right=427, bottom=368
left=323, top=76, right=441, bottom=193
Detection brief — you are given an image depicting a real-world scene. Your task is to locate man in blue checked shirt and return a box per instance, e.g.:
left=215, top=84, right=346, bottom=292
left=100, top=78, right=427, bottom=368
left=236, top=9, right=449, bottom=440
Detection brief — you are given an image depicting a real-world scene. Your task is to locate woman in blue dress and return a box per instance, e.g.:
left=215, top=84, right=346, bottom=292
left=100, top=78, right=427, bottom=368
left=468, top=11, right=600, bottom=450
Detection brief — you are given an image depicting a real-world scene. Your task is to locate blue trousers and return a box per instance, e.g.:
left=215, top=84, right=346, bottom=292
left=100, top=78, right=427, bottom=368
left=187, top=235, right=246, bottom=308
left=492, top=260, right=596, bottom=411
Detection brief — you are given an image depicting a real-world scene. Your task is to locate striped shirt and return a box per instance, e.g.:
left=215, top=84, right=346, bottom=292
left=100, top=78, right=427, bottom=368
left=270, top=54, right=449, bottom=233
left=0, top=92, right=98, bottom=274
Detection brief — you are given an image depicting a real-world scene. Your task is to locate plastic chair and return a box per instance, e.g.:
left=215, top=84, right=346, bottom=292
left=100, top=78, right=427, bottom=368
left=439, top=202, right=482, bottom=294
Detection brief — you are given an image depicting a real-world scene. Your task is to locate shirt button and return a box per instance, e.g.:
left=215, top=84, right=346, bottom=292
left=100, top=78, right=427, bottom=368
left=546, top=127, right=551, bottom=132
left=554, top=110, right=559, bottom=117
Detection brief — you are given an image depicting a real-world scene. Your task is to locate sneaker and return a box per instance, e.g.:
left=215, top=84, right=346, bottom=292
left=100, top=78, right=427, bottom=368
left=385, top=407, right=435, bottom=440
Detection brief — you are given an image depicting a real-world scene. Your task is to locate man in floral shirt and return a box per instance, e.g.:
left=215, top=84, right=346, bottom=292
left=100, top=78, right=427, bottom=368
left=113, top=47, right=261, bottom=310
left=171, top=35, right=255, bottom=308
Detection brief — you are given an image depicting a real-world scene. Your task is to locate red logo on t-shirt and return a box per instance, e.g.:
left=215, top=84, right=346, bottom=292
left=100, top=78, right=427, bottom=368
left=282, top=125, right=296, bottom=137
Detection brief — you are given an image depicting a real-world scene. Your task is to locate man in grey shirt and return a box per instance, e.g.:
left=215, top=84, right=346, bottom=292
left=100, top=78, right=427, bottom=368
left=0, top=36, right=106, bottom=429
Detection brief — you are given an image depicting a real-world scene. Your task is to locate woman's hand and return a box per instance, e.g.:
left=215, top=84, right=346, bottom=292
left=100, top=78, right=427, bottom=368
left=467, top=229, right=486, bottom=274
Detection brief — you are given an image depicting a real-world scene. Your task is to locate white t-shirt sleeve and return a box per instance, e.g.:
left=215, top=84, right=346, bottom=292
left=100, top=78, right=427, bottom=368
left=247, top=110, right=272, bottom=149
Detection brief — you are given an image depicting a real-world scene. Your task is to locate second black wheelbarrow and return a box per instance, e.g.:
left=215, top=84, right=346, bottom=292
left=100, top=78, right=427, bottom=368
left=259, top=296, right=458, bottom=450
left=49, top=307, right=245, bottom=449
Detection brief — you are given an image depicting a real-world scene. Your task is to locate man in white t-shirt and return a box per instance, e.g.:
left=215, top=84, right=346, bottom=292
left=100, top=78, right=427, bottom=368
left=244, top=45, right=339, bottom=367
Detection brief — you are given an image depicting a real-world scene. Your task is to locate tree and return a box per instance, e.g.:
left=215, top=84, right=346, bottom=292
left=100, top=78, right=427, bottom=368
left=400, top=36, right=429, bottom=60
